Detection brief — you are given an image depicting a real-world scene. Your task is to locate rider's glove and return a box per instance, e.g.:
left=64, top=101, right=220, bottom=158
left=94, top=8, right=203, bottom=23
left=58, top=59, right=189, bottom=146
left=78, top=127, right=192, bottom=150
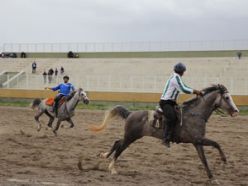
left=193, top=90, right=203, bottom=96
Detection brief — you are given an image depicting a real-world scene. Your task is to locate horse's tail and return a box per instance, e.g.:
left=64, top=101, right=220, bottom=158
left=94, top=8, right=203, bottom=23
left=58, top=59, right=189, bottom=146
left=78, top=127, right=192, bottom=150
left=89, top=105, right=131, bottom=132
left=31, top=98, right=42, bottom=109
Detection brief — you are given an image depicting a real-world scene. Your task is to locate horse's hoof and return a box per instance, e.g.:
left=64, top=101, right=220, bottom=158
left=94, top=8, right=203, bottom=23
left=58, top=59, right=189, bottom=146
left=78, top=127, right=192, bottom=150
left=98, top=152, right=109, bottom=159
left=47, top=124, right=52, bottom=128
left=70, top=125, right=74, bottom=128
left=77, top=160, right=83, bottom=171
left=53, top=130, right=57, bottom=136
left=222, top=158, right=227, bottom=164
left=207, top=178, right=220, bottom=185
left=37, top=126, right=41, bottom=132
left=110, top=169, right=118, bottom=175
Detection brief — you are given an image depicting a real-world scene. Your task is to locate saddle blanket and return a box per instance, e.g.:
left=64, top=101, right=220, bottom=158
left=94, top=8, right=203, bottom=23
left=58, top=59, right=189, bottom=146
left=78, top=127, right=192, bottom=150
left=45, top=97, right=66, bottom=106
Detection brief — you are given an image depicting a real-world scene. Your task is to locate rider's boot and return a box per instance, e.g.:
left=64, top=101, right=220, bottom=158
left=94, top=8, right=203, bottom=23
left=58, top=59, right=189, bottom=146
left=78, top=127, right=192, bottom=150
left=55, top=109, right=58, bottom=117
left=53, top=102, right=58, bottom=117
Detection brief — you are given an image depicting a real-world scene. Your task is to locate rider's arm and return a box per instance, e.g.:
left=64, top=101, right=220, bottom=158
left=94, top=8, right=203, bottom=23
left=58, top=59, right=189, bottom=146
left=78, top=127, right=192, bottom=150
left=175, top=76, right=193, bottom=94
left=71, top=84, right=75, bottom=92
left=51, top=84, right=61, bottom=91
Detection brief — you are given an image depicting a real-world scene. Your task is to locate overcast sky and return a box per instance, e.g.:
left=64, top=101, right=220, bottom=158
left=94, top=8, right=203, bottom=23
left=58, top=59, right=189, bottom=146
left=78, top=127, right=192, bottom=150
left=0, top=0, right=248, bottom=46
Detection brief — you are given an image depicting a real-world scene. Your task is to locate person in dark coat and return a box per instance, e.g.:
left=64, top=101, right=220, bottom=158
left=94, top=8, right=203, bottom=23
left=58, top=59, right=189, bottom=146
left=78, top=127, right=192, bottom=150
left=48, top=68, right=54, bottom=83
left=42, top=70, right=47, bottom=84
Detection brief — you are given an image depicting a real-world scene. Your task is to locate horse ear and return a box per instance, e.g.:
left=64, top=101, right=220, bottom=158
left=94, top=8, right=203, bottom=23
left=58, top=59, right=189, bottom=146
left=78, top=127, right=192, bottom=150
left=78, top=88, right=83, bottom=92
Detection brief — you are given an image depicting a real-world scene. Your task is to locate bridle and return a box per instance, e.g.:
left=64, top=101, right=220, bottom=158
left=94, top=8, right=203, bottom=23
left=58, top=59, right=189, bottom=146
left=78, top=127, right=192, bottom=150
left=212, top=88, right=228, bottom=116
left=80, top=92, right=88, bottom=101
left=191, top=87, right=227, bottom=121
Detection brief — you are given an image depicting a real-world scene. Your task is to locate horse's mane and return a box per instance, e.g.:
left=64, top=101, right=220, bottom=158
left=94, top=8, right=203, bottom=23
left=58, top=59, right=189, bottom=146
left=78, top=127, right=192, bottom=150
left=182, top=84, right=227, bottom=107
left=66, top=91, right=77, bottom=101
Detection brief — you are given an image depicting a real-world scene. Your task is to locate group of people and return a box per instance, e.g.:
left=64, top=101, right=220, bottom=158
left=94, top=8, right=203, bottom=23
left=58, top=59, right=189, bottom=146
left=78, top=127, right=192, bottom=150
left=47, top=62, right=202, bottom=147
left=42, top=66, right=65, bottom=84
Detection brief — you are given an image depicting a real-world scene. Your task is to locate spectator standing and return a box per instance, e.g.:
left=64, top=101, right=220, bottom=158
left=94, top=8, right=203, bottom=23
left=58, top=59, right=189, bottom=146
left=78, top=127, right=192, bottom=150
left=21, top=52, right=26, bottom=58
left=42, top=70, right=47, bottom=84
left=60, top=66, right=64, bottom=75
left=48, top=68, right=54, bottom=84
left=32, top=61, right=37, bottom=73
left=237, top=51, right=242, bottom=60
left=55, top=68, right=58, bottom=76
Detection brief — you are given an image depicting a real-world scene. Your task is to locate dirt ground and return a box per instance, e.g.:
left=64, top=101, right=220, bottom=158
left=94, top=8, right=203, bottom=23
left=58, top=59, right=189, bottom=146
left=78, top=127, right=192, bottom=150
left=0, top=106, right=247, bottom=186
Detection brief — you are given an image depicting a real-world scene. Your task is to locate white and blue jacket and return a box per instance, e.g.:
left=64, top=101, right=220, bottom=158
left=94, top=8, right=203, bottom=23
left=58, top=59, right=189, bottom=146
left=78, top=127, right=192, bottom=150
left=161, top=73, right=193, bottom=101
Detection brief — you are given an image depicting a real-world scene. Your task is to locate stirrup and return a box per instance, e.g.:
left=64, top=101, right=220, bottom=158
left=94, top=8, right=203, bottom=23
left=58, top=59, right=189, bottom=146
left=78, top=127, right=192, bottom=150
left=155, top=106, right=163, bottom=113
left=163, top=139, right=171, bottom=148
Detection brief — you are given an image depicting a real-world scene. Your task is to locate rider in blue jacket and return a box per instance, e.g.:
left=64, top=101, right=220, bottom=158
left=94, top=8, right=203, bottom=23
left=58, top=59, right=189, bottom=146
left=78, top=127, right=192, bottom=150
left=46, top=75, right=75, bottom=116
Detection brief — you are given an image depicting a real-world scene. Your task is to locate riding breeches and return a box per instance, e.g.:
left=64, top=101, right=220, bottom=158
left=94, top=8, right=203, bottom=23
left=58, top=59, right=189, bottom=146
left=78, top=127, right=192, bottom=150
left=54, top=94, right=64, bottom=109
left=159, top=100, right=177, bottom=139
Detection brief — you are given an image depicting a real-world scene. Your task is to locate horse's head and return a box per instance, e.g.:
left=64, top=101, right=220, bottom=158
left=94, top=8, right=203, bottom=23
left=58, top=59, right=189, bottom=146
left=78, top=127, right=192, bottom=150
left=212, top=84, right=239, bottom=117
left=78, top=88, right=89, bottom=104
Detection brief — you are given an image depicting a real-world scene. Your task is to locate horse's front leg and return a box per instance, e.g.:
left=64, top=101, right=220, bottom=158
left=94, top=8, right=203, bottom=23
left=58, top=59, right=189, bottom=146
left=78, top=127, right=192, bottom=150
left=34, top=110, right=44, bottom=132
left=53, top=119, right=62, bottom=136
left=44, top=110, right=55, bottom=128
left=194, top=144, right=214, bottom=179
left=66, top=118, right=74, bottom=128
left=200, top=138, right=227, bottom=163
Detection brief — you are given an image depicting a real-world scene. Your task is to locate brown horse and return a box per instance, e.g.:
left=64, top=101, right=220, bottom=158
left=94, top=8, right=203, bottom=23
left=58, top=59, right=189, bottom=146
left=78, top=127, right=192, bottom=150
left=90, top=85, right=239, bottom=181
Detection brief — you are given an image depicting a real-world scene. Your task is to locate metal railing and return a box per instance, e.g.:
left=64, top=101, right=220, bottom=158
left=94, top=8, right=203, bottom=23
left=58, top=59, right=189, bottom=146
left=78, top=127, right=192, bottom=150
left=2, top=71, right=26, bottom=88
left=4, top=73, right=248, bottom=95
left=2, top=39, right=248, bottom=53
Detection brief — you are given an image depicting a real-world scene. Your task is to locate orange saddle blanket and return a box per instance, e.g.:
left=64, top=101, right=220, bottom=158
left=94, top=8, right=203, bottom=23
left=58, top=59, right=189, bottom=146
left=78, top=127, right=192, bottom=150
left=45, top=97, right=66, bottom=106
left=45, top=98, right=55, bottom=106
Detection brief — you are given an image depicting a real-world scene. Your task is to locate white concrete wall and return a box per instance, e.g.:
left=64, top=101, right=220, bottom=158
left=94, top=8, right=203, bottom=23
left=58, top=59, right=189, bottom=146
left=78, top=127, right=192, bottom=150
left=0, top=57, right=247, bottom=94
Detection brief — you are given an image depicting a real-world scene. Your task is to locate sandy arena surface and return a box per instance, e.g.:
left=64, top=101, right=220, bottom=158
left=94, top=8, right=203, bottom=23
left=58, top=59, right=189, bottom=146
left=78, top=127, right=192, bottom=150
left=0, top=106, right=247, bottom=186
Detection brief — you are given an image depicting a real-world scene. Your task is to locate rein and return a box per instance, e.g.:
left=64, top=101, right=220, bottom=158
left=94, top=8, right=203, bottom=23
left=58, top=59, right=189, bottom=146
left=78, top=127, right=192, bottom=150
left=64, top=90, right=81, bottom=116
left=213, top=93, right=226, bottom=116
left=184, top=90, right=226, bottom=123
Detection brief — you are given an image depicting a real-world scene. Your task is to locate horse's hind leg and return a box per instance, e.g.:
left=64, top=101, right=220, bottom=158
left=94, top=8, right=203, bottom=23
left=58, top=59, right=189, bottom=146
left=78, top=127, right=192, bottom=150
left=34, top=110, right=44, bottom=131
left=109, top=138, right=136, bottom=175
left=99, top=139, right=122, bottom=159
left=201, top=138, right=227, bottom=163
left=44, top=110, right=54, bottom=128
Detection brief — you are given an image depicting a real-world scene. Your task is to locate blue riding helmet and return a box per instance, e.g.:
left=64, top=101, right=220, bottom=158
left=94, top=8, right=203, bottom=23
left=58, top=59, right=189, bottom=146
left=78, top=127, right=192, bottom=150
left=174, top=62, right=186, bottom=74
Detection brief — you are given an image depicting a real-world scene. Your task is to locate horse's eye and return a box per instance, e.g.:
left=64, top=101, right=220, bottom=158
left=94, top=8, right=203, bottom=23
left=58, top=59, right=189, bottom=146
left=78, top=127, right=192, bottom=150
left=225, top=96, right=229, bottom=100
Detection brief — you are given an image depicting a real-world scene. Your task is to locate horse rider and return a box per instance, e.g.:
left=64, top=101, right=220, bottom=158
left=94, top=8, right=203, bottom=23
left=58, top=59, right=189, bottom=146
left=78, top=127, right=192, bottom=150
left=160, top=63, right=202, bottom=147
left=46, top=75, right=75, bottom=116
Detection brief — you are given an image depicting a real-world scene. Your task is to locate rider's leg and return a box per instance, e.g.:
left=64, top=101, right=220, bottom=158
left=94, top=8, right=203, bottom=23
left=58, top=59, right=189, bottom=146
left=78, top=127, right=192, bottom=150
left=160, top=101, right=177, bottom=147
left=164, top=106, right=176, bottom=145
left=54, top=94, right=64, bottom=116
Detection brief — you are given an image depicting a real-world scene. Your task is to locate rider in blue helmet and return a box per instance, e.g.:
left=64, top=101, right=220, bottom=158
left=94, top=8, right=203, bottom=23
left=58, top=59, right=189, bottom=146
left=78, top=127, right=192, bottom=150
left=46, top=75, right=75, bottom=116
left=160, top=62, right=202, bottom=147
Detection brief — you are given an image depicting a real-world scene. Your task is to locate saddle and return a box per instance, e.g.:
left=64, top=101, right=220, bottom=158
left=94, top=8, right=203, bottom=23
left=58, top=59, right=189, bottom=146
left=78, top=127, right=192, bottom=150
left=45, top=97, right=66, bottom=107
left=151, top=106, right=181, bottom=129
left=152, top=107, right=164, bottom=129
left=45, top=92, right=75, bottom=107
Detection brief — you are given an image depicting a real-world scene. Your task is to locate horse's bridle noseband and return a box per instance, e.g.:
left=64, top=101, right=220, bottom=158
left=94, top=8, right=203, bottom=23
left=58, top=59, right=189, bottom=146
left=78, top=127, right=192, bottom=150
left=213, top=89, right=228, bottom=115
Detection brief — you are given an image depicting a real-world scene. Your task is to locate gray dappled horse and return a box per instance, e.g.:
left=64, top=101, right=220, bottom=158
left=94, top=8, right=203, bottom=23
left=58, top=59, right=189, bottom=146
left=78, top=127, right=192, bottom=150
left=32, top=88, right=89, bottom=135
left=90, top=84, right=239, bottom=181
